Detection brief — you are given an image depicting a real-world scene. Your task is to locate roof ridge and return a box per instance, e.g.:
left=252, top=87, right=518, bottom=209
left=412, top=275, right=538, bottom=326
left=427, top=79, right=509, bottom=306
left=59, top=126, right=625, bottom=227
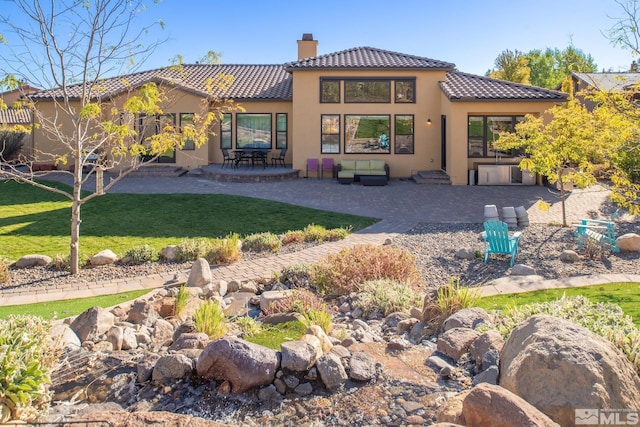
left=450, top=71, right=566, bottom=94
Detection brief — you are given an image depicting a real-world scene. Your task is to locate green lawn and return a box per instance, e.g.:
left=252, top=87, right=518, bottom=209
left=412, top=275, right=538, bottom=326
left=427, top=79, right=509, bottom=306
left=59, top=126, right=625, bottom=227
left=0, top=289, right=152, bottom=320
left=0, top=180, right=378, bottom=260
left=477, top=282, right=640, bottom=327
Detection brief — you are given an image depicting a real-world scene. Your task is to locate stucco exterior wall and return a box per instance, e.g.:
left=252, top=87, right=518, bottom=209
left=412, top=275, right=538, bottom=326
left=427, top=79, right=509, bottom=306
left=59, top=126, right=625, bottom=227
left=290, top=69, right=447, bottom=179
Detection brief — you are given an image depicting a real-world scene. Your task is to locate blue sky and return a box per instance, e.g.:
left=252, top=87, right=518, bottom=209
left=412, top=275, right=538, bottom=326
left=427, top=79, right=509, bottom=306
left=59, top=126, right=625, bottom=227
left=140, top=0, right=636, bottom=75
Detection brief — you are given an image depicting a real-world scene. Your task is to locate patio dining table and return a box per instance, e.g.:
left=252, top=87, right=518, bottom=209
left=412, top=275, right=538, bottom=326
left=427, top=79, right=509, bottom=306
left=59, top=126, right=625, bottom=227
left=233, top=148, right=271, bottom=169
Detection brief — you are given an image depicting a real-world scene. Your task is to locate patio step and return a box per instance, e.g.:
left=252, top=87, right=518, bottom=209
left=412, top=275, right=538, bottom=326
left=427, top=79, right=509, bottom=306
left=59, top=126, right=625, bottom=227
left=411, top=170, right=451, bottom=185
left=127, top=166, right=188, bottom=177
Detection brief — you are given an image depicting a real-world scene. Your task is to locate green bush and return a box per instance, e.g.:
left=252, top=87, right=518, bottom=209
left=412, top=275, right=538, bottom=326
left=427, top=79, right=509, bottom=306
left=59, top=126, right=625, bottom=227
left=245, top=321, right=306, bottom=350
left=279, top=263, right=313, bottom=288
left=205, top=234, right=241, bottom=265
left=312, top=244, right=421, bottom=295
left=242, top=232, right=282, bottom=253
left=263, top=289, right=333, bottom=333
left=354, top=279, right=422, bottom=317
left=49, top=254, right=70, bottom=272
left=176, top=238, right=211, bottom=262
left=302, top=224, right=350, bottom=242
left=0, top=315, right=56, bottom=422
left=491, top=295, right=640, bottom=373
left=174, top=285, right=189, bottom=319
left=194, top=300, right=227, bottom=339
left=124, top=244, right=157, bottom=265
left=436, top=277, right=481, bottom=318
left=234, top=316, right=262, bottom=338
left=0, top=258, right=10, bottom=284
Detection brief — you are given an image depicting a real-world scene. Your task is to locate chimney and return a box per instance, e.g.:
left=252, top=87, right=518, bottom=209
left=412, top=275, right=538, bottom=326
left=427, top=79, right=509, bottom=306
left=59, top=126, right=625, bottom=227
left=631, top=60, right=638, bottom=72
left=297, top=33, right=318, bottom=60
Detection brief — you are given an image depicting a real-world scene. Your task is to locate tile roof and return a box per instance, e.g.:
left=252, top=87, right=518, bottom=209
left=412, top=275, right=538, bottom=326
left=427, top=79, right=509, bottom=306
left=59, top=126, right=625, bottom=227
left=572, top=72, right=640, bottom=91
left=28, top=64, right=292, bottom=101
left=285, top=46, right=455, bottom=71
left=440, top=72, right=568, bottom=102
left=0, top=108, right=31, bottom=124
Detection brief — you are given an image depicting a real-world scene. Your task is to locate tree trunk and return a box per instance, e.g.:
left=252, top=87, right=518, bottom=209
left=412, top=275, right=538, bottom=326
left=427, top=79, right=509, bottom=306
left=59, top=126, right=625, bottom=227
left=70, top=166, right=82, bottom=274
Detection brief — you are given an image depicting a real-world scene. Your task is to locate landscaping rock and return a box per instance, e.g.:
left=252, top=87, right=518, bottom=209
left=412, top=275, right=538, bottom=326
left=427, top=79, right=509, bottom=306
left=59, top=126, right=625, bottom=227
left=127, top=300, right=159, bottom=327
left=172, top=322, right=198, bottom=342
left=436, top=390, right=470, bottom=425
left=281, top=340, right=319, bottom=372
left=500, top=314, right=640, bottom=426
left=616, top=233, right=640, bottom=252
left=137, top=355, right=160, bottom=384
left=70, top=306, right=116, bottom=342
left=152, top=354, right=194, bottom=383
left=159, top=245, right=179, bottom=262
left=472, top=365, right=499, bottom=385
left=307, top=325, right=333, bottom=354
left=78, top=410, right=229, bottom=427
left=121, top=327, right=138, bottom=350
left=443, top=308, right=490, bottom=331
left=90, top=249, right=118, bottom=266
left=106, top=326, right=124, bottom=350
left=257, top=384, right=282, bottom=402
left=349, top=351, right=377, bottom=381
left=455, top=248, right=476, bottom=260
left=169, top=332, right=210, bottom=351
left=469, top=330, right=504, bottom=367
left=261, top=312, right=305, bottom=324
left=437, top=327, right=480, bottom=360
left=196, top=337, right=280, bottom=393
left=238, top=280, right=258, bottom=293
left=15, top=254, right=52, bottom=268
left=187, top=258, right=212, bottom=287
left=294, top=382, right=314, bottom=396
left=152, top=318, right=174, bottom=345
left=462, top=383, right=558, bottom=427
left=510, top=264, right=536, bottom=276
left=49, top=323, right=81, bottom=348
left=559, top=249, right=580, bottom=262
left=212, top=279, right=229, bottom=297
left=396, top=318, right=420, bottom=334
left=259, top=290, right=292, bottom=312
left=316, top=353, right=348, bottom=391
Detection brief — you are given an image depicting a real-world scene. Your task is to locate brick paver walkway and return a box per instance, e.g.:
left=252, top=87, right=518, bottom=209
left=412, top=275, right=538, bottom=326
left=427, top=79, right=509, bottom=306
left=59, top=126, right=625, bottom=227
left=1, top=175, right=631, bottom=307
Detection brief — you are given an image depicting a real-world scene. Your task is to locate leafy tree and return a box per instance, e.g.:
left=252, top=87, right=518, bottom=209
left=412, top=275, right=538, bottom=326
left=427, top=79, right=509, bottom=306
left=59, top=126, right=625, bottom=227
left=0, top=0, right=239, bottom=274
left=494, top=100, right=609, bottom=226
left=526, top=46, right=597, bottom=89
left=486, top=49, right=531, bottom=84
left=606, top=0, right=640, bottom=57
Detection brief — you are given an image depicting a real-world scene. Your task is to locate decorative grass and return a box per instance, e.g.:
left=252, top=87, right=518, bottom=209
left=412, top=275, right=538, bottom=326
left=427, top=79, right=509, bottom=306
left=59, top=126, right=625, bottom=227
left=245, top=321, right=307, bottom=350
left=0, top=180, right=377, bottom=261
left=0, top=289, right=152, bottom=320
left=477, top=282, right=640, bottom=328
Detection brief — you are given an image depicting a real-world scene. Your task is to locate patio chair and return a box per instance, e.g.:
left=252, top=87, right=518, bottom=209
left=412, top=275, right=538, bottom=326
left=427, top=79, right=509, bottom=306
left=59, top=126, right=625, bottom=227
left=271, top=148, right=287, bottom=167
left=321, top=158, right=334, bottom=179
left=573, top=209, right=620, bottom=253
left=481, top=220, right=522, bottom=267
left=221, top=148, right=235, bottom=169
left=306, top=158, right=319, bottom=178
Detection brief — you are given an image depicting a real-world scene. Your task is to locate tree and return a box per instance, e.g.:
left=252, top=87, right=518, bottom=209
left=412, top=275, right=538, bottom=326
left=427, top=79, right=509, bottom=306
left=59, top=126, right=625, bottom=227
left=606, top=0, right=640, bottom=57
left=494, top=100, right=609, bottom=226
left=486, top=50, right=531, bottom=84
left=526, top=46, right=597, bottom=89
left=0, top=0, right=238, bottom=274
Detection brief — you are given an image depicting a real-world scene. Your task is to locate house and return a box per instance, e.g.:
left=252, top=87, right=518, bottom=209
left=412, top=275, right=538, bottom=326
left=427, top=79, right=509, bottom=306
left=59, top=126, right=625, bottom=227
left=26, top=34, right=567, bottom=185
left=566, top=70, right=640, bottom=111
left=0, top=85, right=36, bottom=158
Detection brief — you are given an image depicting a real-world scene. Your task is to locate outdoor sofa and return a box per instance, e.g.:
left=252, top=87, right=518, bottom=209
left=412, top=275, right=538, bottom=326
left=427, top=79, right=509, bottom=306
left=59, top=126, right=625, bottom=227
left=337, top=160, right=389, bottom=185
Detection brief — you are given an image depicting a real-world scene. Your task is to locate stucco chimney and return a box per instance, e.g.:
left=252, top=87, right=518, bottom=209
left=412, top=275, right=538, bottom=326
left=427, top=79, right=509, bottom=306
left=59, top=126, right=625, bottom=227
left=297, top=33, right=318, bottom=60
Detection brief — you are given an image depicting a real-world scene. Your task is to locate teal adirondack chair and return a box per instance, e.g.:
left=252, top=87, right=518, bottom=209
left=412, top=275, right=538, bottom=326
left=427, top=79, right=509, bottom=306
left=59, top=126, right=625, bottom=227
left=482, top=220, right=522, bottom=267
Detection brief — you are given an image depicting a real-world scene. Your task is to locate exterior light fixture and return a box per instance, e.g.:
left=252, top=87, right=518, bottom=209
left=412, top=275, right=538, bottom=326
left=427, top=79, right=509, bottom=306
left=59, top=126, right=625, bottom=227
left=426, top=118, right=432, bottom=126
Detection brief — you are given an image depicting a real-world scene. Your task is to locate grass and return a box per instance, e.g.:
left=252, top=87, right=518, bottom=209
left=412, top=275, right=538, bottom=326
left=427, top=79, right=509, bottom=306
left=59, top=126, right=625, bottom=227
left=0, top=179, right=377, bottom=261
left=0, top=289, right=151, bottom=320
left=477, top=282, right=640, bottom=328
left=244, top=321, right=307, bottom=350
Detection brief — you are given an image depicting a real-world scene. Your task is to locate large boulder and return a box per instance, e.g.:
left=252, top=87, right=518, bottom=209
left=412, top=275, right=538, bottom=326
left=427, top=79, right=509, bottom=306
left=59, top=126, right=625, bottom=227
left=443, top=308, right=490, bottom=331
left=90, top=249, right=118, bottom=266
left=126, top=300, right=159, bottom=327
left=616, top=233, right=640, bottom=252
left=187, top=258, right=212, bottom=287
left=437, top=327, right=480, bottom=360
left=70, top=306, right=116, bottom=342
left=196, top=337, right=280, bottom=393
left=15, top=254, right=52, bottom=268
left=169, top=332, right=210, bottom=351
left=500, top=315, right=640, bottom=426
left=462, top=383, right=558, bottom=427
left=49, top=323, right=81, bottom=348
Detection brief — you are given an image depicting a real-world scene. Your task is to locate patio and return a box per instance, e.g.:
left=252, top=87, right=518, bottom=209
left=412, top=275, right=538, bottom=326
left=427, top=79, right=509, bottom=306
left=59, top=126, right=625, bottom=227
left=201, top=163, right=300, bottom=183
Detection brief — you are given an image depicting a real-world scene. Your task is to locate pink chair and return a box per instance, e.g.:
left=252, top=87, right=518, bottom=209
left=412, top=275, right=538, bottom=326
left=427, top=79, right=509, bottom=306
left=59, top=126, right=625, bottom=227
left=306, top=158, right=319, bottom=178
left=321, top=158, right=334, bottom=179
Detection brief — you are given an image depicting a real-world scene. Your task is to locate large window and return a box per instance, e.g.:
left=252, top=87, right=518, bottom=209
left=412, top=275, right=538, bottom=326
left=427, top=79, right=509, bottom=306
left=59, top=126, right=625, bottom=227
left=321, top=115, right=340, bottom=154
left=220, top=114, right=231, bottom=149
left=179, top=113, right=195, bottom=150
left=236, top=113, right=271, bottom=148
left=137, top=113, right=176, bottom=163
left=276, top=113, right=287, bottom=149
left=320, top=79, right=340, bottom=103
left=395, top=80, right=415, bottom=103
left=345, top=115, right=390, bottom=154
left=345, top=80, right=391, bottom=103
left=394, top=115, right=414, bottom=154
left=468, top=115, right=525, bottom=158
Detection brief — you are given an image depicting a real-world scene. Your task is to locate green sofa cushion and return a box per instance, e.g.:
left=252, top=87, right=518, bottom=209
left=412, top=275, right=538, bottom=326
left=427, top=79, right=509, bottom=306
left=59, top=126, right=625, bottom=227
left=369, top=160, right=386, bottom=170
left=338, top=171, right=355, bottom=178
left=355, top=160, right=371, bottom=171
left=340, top=160, right=356, bottom=170
left=362, top=170, right=387, bottom=176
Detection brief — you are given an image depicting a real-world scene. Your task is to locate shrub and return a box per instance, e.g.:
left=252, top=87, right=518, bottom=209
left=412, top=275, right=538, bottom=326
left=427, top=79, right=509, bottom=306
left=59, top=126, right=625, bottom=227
left=0, top=131, right=25, bottom=162
left=174, top=285, right=189, bottom=319
left=124, top=244, right=157, bottom=265
left=194, top=300, right=227, bottom=339
left=0, top=258, right=10, bottom=284
left=302, top=224, right=349, bottom=242
left=436, top=277, right=481, bottom=318
left=242, top=232, right=282, bottom=253
left=279, top=263, right=313, bottom=289
left=354, top=279, right=422, bottom=317
left=205, top=234, right=241, bottom=265
left=491, top=295, right=640, bottom=374
left=263, top=289, right=333, bottom=334
left=49, top=254, right=70, bottom=272
left=245, top=321, right=307, bottom=350
left=312, top=244, right=421, bottom=295
left=300, top=309, right=333, bottom=334
left=176, top=238, right=211, bottom=262
left=0, top=315, right=56, bottom=421
left=234, top=316, right=262, bottom=338
left=281, top=230, right=304, bottom=245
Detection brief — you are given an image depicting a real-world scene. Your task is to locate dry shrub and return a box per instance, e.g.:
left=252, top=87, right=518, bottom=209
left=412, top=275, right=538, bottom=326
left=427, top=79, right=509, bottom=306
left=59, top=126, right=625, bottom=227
left=0, top=258, right=10, bottom=284
left=49, top=254, right=71, bottom=271
left=242, top=232, right=282, bottom=253
left=263, top=289, right=326, bottom=316
left=204, top=234, right=241, bottom=265
left=281, top=230, right=305, bottom=245
left=312, top=244, right=421, bottom=295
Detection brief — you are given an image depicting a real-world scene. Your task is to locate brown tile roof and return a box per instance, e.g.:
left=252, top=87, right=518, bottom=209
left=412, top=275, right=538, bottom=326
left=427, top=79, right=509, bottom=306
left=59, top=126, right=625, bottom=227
left=0, top=108, right=31, bottom=124
left=285, top=46, right=455, bottom=71
left=440, top=72, right=568, bottom=102
left=572, top=72, right=640, bottom=91
left=28, top=64, right=292, bottom=101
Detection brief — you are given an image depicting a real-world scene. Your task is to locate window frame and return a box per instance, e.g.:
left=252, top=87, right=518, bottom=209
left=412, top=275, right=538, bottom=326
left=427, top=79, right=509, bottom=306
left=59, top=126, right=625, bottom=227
left=344, top=79, right=391, bottom=103
left=220, top=114, right=232, bottom=149
left=344, top=114, right=391, bottom=154
left=236, top=113, right=272, bottom=149
left=276, top=113, right=288, bottom=149
left=394, top=114, right=414, bottom=154
left=320, top=79, right=340, bottom=103
left=394, top=79, right=416, bottom=103
left=321, top=114, right=340, bottom=154
left=467, top=115, right=525, bottom=158
left=179, top=113, right=195, bottom=150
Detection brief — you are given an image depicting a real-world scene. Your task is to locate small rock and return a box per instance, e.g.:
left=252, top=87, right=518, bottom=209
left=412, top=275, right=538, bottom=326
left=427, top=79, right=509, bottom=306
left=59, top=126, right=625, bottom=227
left=617, top=233, right=640, bottom=252
left=352, top=319, right=369, bottom=331
left=187, top=258, right=212, bottom=287
left=455, top=248, right=476, bottom=260
left=294, top=382, right=314, bottom=396
left=510, top=263, right=536, bottom=276
left=396, top=318, right=420, bottom=335
left=560, top=249, right=581, bottom=262
left=260, top=290, right=292, bottom=312
left=239, top=281, right=258, bottom=293
left=405, top=415, right=426, bottom=425
left=121, top=327, right=138, bottom=350
left=443, top=308, right=490, bottom=331
left=106, top=326, right=124, bottom=351
left=349, top=351, right=377, bottom=381
left=386, top=337, right=413, bottom=352
left=437, top=328, right=480, bottom=360
left=227, top=280, right=240, bottom=293
left=473, top=365, right=499, bottom=385
left=159, top=245, right=179, bottom=262
left=90, top=249, right=118, bottom=266
left=351, top=307, right=364, bottom=319
left=316, top=354, right=348, bottom=390
left=258, top=384, right=282, bottom=401
left=283, top=375, right=300, bottom=389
